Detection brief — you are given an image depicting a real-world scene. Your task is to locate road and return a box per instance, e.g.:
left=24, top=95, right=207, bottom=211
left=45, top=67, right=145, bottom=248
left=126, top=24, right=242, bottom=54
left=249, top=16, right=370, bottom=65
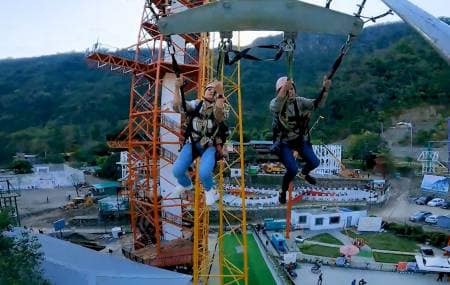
left=371, top=177, right=449, bottom=228
left=295, top=263, right=444, bottom=285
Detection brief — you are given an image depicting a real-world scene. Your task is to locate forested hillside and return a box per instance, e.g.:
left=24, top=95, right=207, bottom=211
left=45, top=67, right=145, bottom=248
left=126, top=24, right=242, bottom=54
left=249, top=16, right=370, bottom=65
left=0, top=20, right=449, bottom=165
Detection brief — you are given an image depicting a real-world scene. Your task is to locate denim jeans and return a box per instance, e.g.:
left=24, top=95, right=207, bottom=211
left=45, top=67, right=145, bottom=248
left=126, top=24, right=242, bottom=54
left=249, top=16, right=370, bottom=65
left=279, top=138, right=320, bottom=193
left=172, top=143, right=216, bottom=191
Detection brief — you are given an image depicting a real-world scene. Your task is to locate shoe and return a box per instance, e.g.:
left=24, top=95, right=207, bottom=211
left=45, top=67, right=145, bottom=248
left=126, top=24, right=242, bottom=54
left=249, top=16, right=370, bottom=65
left=279, top=191, right=287, bottom=204
left=169, top=184, right=193, bottom=198
left=300, top=172, right=317, bottom=185
left=205, top=189, right=218, bottom=206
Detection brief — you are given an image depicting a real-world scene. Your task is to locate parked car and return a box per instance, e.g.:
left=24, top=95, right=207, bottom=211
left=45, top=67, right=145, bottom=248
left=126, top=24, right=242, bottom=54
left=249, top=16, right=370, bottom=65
left=441, top=201, right=450, bottom=209
left=420, top=247, right=434, bottom=256
left=295, top=235, right=305, bottom=243
left=427, top=198, right=445, bottom=207
left=287, top=268, right=297, bottom=278
left=409, top=211, right=432, bottom=222
left=415, top=196, right=433, bottom=205
left=425, top=215, right=439, bottom=224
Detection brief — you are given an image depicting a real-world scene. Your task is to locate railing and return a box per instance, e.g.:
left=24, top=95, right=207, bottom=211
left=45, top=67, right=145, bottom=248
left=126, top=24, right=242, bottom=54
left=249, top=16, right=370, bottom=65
left=161, top=114, right=181, bottom=132
left=161, top=146, right=178, bottom=164
left=86, top=42, right=149, bottom=65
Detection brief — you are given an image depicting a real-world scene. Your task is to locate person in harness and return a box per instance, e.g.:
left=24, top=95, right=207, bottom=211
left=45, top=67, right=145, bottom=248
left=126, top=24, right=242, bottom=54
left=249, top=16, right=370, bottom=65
left=270, top=76, right=331, bottom=204
left=171, top=77, right=226, bottom=206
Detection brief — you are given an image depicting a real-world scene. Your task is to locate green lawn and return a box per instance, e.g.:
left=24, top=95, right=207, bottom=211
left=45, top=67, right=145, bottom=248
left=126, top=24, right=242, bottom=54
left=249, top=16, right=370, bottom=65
left=357, top=250, right=373, bottom=258
left=373, top=252, right=416, bottom=263
left=223, top=233, right=276, bottom=285
left=342, top=230, right=419, bottom=252
left=299, top=244, right=341, bottom=258
left=308, top=233, right=343, bottom=245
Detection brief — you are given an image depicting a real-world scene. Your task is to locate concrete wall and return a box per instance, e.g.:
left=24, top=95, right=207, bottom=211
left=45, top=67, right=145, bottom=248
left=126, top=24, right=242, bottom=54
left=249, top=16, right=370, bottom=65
left=2, top=164, right=85, bottom=190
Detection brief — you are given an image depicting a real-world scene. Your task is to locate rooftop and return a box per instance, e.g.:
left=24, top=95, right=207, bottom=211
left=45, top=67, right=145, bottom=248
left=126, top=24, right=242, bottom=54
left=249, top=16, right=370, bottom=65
left=292, top=207, right=365, bottom=215
left=92, top=182, right=121, bottom=189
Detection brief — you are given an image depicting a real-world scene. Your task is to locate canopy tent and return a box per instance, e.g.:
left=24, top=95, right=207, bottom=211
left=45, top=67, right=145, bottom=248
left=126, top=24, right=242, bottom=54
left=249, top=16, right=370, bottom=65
left=340, top=245, right=360, bottom=257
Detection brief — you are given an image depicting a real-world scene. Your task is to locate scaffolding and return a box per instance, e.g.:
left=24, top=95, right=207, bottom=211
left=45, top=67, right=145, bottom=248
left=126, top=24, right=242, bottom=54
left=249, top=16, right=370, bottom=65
left=86, top=1, right=248, bottom=283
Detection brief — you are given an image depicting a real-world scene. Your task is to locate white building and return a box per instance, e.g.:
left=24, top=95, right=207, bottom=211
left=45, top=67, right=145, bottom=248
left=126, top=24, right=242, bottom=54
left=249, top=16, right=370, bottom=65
left=1, top=164, right=85, bottom=190
left=312, top=144, right=342, bottom=176
left=291, top=207, right=367, bottom=230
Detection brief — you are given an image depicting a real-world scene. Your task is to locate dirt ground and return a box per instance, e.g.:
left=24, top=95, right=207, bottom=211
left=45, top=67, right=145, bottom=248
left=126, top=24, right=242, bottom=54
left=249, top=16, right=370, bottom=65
left=17, top=187, right=77, bottom=216
left=17, top=175, right=109, bottom=228
left=371, top=177, right=450, bottom=230
left=17, top=187, right=98, bottom=228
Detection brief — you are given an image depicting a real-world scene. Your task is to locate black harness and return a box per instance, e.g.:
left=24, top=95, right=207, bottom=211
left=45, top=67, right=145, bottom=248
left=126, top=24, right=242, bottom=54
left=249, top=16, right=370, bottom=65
left=183, top=100, right=229, bottom=160
left=273, top=99, right=311, bottom=143
left=184, top=100, right=216, bottom=144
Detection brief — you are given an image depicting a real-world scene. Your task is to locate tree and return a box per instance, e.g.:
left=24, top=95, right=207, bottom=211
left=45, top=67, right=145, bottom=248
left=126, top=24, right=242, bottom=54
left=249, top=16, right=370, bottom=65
left=345, top=132, right=387, bottom=161
left=97, top=153, right=120, bottom=179
left=374, top=152, right=395, bottom=177
left=9, top=160, right=33, bottom=174
left=0, top=210, right=49, bottom=285
left=244, top=146, right=258, bottom=164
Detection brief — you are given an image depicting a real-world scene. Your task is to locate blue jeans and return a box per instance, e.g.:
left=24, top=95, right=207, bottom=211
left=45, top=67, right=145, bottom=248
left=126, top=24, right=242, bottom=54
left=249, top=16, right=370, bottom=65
left=172, top=143, right=216, bottom=191
left=279, top=138, right=320, bottom=193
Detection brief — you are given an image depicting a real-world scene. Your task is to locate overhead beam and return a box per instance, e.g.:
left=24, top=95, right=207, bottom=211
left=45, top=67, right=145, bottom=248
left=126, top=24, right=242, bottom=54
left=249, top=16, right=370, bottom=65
left=381, top=0, right=450, bottom=65
left=158, top=0, right=363, bottom=36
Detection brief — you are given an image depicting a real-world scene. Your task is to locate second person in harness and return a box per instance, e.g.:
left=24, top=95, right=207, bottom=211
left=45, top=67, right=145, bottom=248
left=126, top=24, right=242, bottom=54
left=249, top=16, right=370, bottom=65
left=270, top=76, right=331, bottom=204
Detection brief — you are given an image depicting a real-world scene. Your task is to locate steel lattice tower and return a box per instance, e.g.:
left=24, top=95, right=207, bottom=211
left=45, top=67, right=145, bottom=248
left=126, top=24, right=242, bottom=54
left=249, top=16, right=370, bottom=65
left=86, top=1, right=248, bottom=283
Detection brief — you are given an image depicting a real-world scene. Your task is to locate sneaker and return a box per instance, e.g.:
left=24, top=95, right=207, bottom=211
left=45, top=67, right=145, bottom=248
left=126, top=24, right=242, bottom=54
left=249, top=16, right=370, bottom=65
left=169, top=184, right=193, bottom=198
left=278, top=191, right=287, bottom=204
left=205, top=189, right=218, bottom=206
left=300, top=172, right=317, bottom=185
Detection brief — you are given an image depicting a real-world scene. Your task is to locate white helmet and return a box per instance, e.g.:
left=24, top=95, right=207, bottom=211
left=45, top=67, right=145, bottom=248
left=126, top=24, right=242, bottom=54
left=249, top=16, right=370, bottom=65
left=276, top=76, right=296, bottom=92
left=276, top=76, right=288, bottom=91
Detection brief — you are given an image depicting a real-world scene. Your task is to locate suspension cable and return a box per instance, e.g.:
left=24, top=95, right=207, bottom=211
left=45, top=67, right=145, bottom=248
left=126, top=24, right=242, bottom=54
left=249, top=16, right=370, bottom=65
left=360, top=10, right=393, bottom=23
left=355, top=0, right=368, bottom=18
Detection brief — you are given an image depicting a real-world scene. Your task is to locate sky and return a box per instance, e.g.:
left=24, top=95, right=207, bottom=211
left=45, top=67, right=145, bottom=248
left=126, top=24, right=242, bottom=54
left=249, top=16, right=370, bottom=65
left=0, top=0, right=449, bottom=59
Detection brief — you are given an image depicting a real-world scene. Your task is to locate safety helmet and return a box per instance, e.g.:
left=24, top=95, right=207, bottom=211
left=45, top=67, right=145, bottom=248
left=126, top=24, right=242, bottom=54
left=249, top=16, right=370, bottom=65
left=276, top=76, right=295, bottom=92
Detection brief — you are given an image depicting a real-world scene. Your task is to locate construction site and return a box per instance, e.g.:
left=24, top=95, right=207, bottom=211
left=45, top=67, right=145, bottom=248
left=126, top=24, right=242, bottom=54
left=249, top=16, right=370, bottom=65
left=1, top=1, right=450, bottom=285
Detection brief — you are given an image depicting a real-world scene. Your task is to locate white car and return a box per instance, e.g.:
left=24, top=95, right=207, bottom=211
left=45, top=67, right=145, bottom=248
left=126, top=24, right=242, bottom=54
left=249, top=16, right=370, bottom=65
left=425, top=215, right=439, bottom=224
left=295, top=235, right=305, bottom=243
left=427, top=198, right=445, bottom=207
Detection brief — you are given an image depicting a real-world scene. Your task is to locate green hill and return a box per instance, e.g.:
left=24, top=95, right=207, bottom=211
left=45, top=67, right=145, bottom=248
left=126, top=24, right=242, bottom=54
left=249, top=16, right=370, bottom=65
left=0, top=20, right=449, bottom=165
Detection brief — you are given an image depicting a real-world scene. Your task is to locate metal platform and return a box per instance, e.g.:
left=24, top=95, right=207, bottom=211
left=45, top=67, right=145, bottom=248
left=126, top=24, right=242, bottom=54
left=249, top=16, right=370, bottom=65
left=158, top=0, right=363, bottom=36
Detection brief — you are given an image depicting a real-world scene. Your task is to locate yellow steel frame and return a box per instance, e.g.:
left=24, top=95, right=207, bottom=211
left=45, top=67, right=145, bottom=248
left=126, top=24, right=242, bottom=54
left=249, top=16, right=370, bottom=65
left=87, top=0, right=249, bottom=278
left=192, top=31, right=248, bottom=284
left=193, top=31, right=211, bottom=284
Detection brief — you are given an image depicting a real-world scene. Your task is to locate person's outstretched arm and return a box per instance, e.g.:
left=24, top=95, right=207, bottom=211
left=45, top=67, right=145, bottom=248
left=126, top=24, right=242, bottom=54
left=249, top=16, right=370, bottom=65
left=314, top=76, right=332, bottom=109
left=213, top=81, right=225, bottom=122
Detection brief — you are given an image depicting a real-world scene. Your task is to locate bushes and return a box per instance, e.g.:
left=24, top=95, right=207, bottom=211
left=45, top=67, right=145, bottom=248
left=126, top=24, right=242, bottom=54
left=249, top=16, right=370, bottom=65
left=384, top=222, right=447, bottom=247
left=395, top=164, right=414, bottom=176
left=428, top=232, right=448, bottom=247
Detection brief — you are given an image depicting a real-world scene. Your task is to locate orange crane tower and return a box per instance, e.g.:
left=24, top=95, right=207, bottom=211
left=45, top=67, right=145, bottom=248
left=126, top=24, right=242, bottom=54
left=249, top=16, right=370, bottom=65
left=86, top=1, right=248, bottom=283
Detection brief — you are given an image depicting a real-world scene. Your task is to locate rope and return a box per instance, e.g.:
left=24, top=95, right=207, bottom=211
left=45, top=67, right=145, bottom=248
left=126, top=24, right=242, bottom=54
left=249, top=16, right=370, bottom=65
left=361, top=10, right=393, bottom=24
left=166, top=37, right=188, bottom=115
left=355, top=0, right=367, bottom=18
left=216, top=39, right=228, bottom=79
left=278, top=36, right=296, bottom=131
